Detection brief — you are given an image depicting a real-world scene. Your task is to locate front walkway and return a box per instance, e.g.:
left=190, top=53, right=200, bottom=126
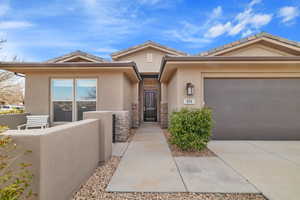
left=107, top=123, right=186, bottom=192
left=107, top=124, right=257, bottom=193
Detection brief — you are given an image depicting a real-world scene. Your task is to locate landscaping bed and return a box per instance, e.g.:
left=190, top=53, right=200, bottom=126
left=72, top=156, right=267, bottom=200
left=164, top=130, right=216, bottom=157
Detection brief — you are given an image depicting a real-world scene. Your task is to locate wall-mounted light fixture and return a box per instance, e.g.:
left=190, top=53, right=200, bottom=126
left=186, top=82, right=194, bottom=96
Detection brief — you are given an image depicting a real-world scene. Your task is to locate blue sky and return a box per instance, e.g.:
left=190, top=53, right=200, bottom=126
left=0, top=0, right=299, bottom=61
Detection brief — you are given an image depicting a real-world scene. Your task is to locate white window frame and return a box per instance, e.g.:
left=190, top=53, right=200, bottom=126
left=51, top=78, right=97, bottom=124
left=51, top=78, right=74, bottom=123
left=75, top=78, right=97, bottom=121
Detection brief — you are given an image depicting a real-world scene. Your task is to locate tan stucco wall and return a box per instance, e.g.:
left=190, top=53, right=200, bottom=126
left=219, top=43, right=294, bottom=56
left=25, top=72, right=137, bottom=122
left=123, top=74, right=133, bottom=111
left=25, top=73, right=50, bottom=114
left=163, top=64, right=300, bottom=112
left=83, top=111, right=113, bottom=163
left=167, top=70, right=179, bottom=115
left=177, top=67, right=203, bottom=108
left=114, top=47, right=170, bottom=73
left=6, top=119, right=104, bottom=200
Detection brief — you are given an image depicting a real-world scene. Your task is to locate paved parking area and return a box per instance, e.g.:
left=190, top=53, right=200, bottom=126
left=209, top=141, right=300, bottom=200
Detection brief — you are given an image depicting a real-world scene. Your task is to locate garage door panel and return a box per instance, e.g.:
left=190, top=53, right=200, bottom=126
left=204, top=79, right=300, bottom=140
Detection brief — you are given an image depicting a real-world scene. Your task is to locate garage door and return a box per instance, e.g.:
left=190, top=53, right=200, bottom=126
left=204, top=78, right=300, bottom=140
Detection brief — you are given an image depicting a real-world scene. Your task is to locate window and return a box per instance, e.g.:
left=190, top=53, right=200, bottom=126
left=76, top=79, right=97, bottom=120
left=146, top=53, right=153, bottom=62
left=52, top=79, right=73, bottom=122
left=51, top=78, right=97, bottom=122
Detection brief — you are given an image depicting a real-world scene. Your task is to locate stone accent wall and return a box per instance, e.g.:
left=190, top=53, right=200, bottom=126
left=113, top=111, right=130, bottom=142
left=131, top=103, right=139, bottom=128
left=160, top=103, right=168, bottom=129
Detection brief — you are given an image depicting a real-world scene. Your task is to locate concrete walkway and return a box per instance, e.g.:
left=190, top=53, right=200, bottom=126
left=107, top=123, right=186, bottom=192
left=107, top=124, right=257, bottom=193
left=209, top=141, right=300, bottom=200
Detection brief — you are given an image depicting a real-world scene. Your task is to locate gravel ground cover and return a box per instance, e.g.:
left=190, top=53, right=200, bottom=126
left=72, top=156, right=267, bottom=200
left=164, top=130, right=216, bottom=157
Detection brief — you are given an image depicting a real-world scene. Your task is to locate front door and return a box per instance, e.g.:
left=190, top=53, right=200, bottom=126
left=144, top=90, right=157, bottom=122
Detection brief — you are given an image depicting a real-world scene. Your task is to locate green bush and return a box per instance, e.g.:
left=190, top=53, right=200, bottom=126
left=0, top=126, right=35, bottom=200
left=168, top=107, right=213, bottom=151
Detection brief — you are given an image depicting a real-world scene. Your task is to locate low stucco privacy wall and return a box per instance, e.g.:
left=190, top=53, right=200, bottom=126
left=5, top=111, right=113, bottom=200
left=0, top=113, right=29, bottom=129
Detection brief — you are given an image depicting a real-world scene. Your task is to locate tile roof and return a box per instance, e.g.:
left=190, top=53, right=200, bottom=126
left=46, top=50, right=105, bottom=63
left=111, top=40, right=187, bottom=58
left=198, top=32, right=300, bottom=56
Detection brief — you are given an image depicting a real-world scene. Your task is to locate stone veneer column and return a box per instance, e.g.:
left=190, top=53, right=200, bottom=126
left=160, top=103, right=168, bottom=129
left=131, top=83, right=140, bottom=128
left=131, top=103, right=139, bottom=128
left=113, top=111, right=130, bottom=142
left=160, top=83, right=168, bottom=129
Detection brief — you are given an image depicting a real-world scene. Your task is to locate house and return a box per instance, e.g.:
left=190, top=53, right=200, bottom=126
left=1, top=32, right=300, bottom=140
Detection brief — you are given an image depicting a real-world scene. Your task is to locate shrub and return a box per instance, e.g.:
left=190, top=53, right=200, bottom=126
left=168, top=107, right=213, bottom=151
left=0, top=126, right=35, bottom=200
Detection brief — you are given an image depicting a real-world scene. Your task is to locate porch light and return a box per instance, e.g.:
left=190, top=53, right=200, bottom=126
left=186, top=83, right=194, bottom=96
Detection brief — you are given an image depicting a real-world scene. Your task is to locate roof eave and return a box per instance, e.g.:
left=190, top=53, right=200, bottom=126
left=0, top=61, right=142, bottom=81
left=159, top=55, right=300, bottom=81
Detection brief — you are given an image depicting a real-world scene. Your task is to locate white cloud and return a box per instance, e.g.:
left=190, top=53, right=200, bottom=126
left=278, top=6, right=299, bottom=23
left=95, top=47, right=119, bottom=53
left=165, top=0, right=272, bottom=46
left=208, top=0, right=272, bottom=38
left=0, top=21, right=33, bottom=30
left=164, top=21, right=212, bottom=45
left=250, top=14, right=272, bottom=27
left=242, top=29, right=253, bottom=37
left=248, top=0, right=262, bottom=8
left=212, top=6, right=222, bottom=19
left=205, top=22, right=232, bottom=38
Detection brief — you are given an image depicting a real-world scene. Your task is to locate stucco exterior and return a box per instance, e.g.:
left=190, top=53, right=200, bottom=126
left=1, top=32, right=300, bottom=134
left=5, top=118, right=107, bottom=200
left=166, top=70, right=178, bottom=115
left=163, top=64, right=300, bottom=112
left=219, top=43, right=294, bottom=56
left=114, top=47, right=173, bottom=73
left=24, top=71, right=138, bottom=125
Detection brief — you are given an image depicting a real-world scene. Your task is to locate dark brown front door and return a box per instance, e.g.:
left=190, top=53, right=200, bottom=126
left=144, top=90, right=157, bottom=122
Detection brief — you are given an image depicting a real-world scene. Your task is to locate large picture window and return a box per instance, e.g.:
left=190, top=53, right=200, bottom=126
left=51, top=78, right=97, bottom=122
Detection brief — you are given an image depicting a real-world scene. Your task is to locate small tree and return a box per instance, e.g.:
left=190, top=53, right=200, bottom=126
left=0, top=126, right=35, bottom=200
left=0, top=40, right=24, bottom=105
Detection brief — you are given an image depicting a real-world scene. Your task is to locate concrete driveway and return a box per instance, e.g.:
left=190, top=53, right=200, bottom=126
left=209, top=141, right=300, bottom=200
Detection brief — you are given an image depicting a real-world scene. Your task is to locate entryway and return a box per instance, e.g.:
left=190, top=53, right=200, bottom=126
left=143, top=90, right=157, bottom=122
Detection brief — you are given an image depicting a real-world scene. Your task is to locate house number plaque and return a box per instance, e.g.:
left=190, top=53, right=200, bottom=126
left=184, top=98, right=195, bottom=105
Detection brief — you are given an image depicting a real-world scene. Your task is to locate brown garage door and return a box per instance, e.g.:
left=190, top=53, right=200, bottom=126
left=204, top=78, right=300, bottom=140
